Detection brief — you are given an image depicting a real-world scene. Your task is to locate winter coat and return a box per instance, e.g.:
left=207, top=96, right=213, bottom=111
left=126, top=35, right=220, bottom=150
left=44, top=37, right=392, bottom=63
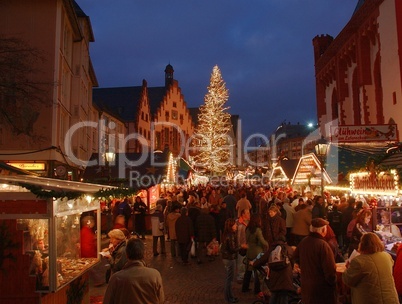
left=103, top=260, right=164, bottom=304
left=110, top=240, right=127, bottom=274
left=245, top=227, right=268, bottom=261
left=221, top=231, right=239, bottom=260
left=292, top=207, right=312, bottom=236
left=187, top=206, right=201, bottom=238
left=236, top=197, right=252, bottom=218
left=166, top=212, right=181, bottom=240
left=293, top=232, right=337, bottom=304
left=151, top=210, right=164, bottom=237
left=394, top=244, right=402, bottom=296
left=196, top=212, right=216, bottom=243
left=175, top=215, right=194, bottom=244
left=80, top=226, right=97, bottom=258
left=343, top=251, right=399, bottom=304
left=253, top=241, right=294, bottom=292
left=263, top=213, right=286, bottom=245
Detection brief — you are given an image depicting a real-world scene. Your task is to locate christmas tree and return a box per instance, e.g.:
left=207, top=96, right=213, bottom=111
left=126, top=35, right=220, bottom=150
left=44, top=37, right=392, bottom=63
left=193, top=65, right=232, bottom=175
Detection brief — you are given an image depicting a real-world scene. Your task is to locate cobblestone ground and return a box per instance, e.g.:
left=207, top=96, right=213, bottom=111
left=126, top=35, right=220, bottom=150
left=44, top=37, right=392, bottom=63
left=90, top=236, right=261, bottom=304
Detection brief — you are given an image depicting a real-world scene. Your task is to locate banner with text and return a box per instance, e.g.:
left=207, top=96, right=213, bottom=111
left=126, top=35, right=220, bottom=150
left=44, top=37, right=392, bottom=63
left=330, top=124, right=398, bottom=143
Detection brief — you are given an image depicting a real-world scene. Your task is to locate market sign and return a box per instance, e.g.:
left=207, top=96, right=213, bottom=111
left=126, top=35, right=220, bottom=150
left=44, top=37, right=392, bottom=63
left=7, top=162, right=45, bottom=170
left=350, top=170, right=399, bottom=196
left=330, top=124, right=398, bottom=143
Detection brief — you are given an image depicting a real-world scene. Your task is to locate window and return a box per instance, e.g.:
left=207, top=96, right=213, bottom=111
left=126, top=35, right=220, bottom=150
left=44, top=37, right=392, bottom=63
left=172, top=110, right=178, bottom=120
left=173, top=102, right=177, bottom=108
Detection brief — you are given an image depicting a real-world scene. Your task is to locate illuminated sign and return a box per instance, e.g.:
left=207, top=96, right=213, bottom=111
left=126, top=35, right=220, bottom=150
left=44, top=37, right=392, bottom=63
left=330, top=124, right=398, bottom=143
left=7, top=162, right=45, bottom=170
left=292, top=153, right=332, bottom=186
left=350, top=170, right=399, bottom=195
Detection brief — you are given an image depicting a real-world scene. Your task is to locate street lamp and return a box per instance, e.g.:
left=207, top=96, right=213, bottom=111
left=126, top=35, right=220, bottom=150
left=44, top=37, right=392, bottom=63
left=314, top=136, right=330, bottom=197
left=105, top=151, right=116, bottom=181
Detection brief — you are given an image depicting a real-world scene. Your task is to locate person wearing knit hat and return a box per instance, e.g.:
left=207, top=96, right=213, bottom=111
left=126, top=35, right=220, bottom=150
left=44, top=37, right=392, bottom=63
left=294, top=217, right=338, bottom=304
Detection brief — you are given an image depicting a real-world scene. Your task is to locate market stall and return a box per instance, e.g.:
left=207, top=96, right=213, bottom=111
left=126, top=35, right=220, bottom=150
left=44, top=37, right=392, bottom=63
left=291, top=153, right=332, bottom=194
left=269, top=159, right=298, bottom=188
left=0, top=175, right=116, bottom=304
left=349, top=169, right=402, bottom=256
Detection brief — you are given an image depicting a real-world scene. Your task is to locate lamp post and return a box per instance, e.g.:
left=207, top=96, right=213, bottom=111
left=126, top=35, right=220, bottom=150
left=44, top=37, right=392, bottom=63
left=314, top=136, right=330, bottom=198
left=105, top=151, right=116, bottom=182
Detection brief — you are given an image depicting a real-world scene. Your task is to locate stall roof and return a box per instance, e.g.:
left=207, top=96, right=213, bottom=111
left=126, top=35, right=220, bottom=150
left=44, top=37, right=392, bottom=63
left=326, top=144, right=391, bottom=183
left=0, top=175, right=117, bottom=193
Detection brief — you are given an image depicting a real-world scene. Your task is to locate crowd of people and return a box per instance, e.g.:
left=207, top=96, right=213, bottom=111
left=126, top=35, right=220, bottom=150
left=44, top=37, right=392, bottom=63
left=94, top=184, right=402, bottom=304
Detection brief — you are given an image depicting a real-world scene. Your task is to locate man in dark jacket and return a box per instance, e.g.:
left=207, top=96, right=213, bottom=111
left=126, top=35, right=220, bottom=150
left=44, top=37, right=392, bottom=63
left=196, top=207, right=217, bottom=263
left=175, top=207, right=194, bottom=265
left=293, top=218, right=338, bottom=304
left=263, top=205, right=287, bottom=246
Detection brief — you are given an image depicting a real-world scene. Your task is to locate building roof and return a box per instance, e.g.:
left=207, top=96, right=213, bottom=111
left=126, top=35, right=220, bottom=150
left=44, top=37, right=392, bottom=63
left=148, top=86, right=168, bottom=116
left=0, top=174, right=116, bottom=193
left=93, top=86, right=142, bottom=122
left=82, top=152, right=170, bottom=189
left=353, top=0, right=366, bottom=15
left=326, top=144, right=390, bottom=183
left=0, top=161, right=39, bottom=176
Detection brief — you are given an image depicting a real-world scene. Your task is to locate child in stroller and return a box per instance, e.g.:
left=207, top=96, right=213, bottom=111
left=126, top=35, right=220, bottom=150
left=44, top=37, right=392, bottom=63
left=249, top=242, right=302, bottom=304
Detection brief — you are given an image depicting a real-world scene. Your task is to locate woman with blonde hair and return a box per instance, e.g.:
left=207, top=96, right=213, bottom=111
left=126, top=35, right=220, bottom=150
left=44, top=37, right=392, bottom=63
left=342, top=232, right=399, bottom=304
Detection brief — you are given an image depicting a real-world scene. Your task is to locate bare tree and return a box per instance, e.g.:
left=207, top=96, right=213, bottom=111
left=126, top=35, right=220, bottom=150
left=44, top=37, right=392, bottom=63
left=0, top=36, right=51, bottom=137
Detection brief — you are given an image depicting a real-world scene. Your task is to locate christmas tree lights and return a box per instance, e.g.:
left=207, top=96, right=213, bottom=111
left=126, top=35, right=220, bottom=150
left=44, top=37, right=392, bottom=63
left=193, top=65, right=232, bottom=175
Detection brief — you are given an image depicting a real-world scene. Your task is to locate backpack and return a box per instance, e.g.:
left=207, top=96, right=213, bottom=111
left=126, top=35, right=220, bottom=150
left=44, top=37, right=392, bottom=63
left=268, top=244, right=290, bottom=271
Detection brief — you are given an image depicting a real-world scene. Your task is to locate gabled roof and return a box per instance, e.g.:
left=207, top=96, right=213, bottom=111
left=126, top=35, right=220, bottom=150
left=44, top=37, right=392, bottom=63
left=93, top=86, right=142, bottom=122
left=148, top=86, right=167, bottom=116
left=72, top=0, right=95, bottom=42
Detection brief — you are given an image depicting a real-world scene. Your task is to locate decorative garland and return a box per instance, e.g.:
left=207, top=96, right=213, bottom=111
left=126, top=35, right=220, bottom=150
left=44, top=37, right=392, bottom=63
left=20, top=183, right=138, bottom=200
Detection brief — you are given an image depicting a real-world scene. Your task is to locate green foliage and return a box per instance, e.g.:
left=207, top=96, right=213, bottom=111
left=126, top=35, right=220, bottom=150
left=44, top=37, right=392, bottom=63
left=20, top=183, right=138, bottom=201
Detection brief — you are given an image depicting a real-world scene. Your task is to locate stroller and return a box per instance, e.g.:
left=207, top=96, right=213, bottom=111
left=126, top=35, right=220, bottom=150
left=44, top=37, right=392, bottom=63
left=250, top=253, right=302, bottom=304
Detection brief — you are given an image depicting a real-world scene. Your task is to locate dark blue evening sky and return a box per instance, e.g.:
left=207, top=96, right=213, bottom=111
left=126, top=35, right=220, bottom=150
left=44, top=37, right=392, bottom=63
left=78, top=0, right=357, bottom=140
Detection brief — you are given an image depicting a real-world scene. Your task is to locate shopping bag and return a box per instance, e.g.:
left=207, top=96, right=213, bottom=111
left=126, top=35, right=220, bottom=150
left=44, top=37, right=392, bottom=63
left=190, top=240, right=196, bottom=257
